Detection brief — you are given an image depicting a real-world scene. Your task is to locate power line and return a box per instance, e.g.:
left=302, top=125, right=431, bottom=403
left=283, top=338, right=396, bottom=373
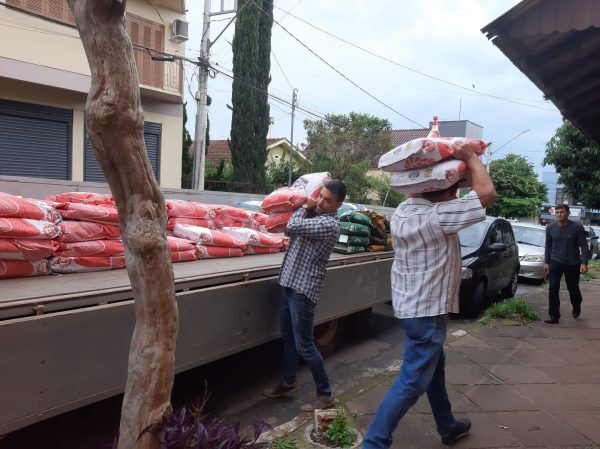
left=259, top=5, right=426, bottom=128
left=273, top=5, right=559, bottom=112
left=272, top=49, right=293, bottom=90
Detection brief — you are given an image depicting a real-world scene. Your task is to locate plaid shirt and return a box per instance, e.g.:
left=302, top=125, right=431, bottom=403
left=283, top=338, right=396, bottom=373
left=279, top=207, right=340, bottom=303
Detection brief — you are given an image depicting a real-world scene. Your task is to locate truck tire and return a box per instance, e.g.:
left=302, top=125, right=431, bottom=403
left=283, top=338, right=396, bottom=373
left=314, top=317, right=346, bottom=357
left=346, top=307, right=373, bottom=339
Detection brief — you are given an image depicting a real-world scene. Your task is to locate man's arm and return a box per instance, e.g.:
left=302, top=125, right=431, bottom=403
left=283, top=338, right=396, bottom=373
left=452, top=144, right=497, bottom=207
left=578, top=225, right=589, bottom=273
left=544, top=226, right=552, bottom=275
left=286, top=209, right=339, bottom=240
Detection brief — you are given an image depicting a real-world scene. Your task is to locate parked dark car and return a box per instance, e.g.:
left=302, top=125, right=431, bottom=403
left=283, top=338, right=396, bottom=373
left=458, top=217, right=520, bottom=317
left=584, top=225, right=599, bottom=260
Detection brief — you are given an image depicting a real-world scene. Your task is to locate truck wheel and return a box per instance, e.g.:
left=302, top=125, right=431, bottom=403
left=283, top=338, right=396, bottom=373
left=346, top=308, right=372, bottom=339
left=314, top=317, right=346, bottom=357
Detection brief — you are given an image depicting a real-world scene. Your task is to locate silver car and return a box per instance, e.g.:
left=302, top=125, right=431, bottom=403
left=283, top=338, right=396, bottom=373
left=512, top=223, right=546, bottom=281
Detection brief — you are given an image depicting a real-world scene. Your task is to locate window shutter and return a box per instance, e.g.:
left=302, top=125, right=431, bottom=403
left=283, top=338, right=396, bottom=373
left=7, top=0, right=75, bottom=25
left=25, top=0, right=43, bottom=14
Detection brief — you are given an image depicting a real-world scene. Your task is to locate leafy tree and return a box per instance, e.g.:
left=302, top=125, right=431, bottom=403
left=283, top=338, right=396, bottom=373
left=266, top=158, right=309, bottom=190
left=303, top=112, right=392, bottom=180
left=544, top=120, right=600, bottom=209
left=489, top=153, right=547, bottom=218
left=368, top=175, right=405, bottom=208
left=229, top=0, right=273, bottom=193
left=181, top=103, right=193, bottom=188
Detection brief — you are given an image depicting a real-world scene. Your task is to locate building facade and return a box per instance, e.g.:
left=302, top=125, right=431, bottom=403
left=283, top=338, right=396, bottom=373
left=0, top=0, right=187, bottom=188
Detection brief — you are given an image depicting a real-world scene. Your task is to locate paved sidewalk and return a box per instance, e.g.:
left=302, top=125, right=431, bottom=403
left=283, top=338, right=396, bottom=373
left=268, top=278, right=600, bottom=448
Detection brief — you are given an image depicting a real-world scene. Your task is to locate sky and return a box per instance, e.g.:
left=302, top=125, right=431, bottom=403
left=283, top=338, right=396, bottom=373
left=181, top=0, right=563, bottom=178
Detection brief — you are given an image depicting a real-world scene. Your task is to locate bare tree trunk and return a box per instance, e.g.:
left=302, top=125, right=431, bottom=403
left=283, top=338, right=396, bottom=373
left=66, top=2, right=178, bottom=448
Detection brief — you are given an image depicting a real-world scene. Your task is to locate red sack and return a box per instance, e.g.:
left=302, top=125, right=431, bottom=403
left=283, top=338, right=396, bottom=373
left=166, top=200, right=215, bottom=219
left=265, top=211, right=293, bottom=232
left=173, top=225, right=246, bottom=248
left=59, top=203, right=119, bottom=224
left=221, top=227, right=285, bottom=248
left=171, top=249, right=198, bottom=262
left=0, top=218, right=61, bottom=239
left=212, top=205, right=253, bottom=223
left=213, top=215, right=245, bottom=229
left=0, top=239, right=59, bottom=260
left=167, top=236, right=196, bottom=252
left=50, top=256, right=126, bottom=273
left=58, top=221, right=121, bottom=242
left=47, top=192, right=115, bottom=205
left=261, top=188, right=307, bottom=213
left=0, top=192, right=62, bottom=223
left=196, top=245, right=244, bottom=259
left=252, top=213, right=268, bottom=225
left=246, top=246, right=285, bottom=255
left=26, top=198, right=65, bottom=209
left=167, top=217, right=216, bottom=231
left=57, top=240, right=125, bottom=257
left=0, top=259, right=51, bottom=279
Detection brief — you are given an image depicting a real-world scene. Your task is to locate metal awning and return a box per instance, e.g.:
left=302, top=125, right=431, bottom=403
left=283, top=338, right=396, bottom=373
left=481, top=0, right=600, bottom=144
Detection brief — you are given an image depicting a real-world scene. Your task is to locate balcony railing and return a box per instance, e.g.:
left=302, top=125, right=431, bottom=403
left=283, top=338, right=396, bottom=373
left=131, top=46, right=183, bottom=96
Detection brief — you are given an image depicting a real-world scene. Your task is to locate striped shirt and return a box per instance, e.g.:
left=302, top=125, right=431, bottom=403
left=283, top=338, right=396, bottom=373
left=279, top=208, right=340, bottom=303
left=390, top=191, right=485, bottom=318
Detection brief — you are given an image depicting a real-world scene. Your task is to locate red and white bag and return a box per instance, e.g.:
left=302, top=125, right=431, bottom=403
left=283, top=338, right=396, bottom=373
left=166, top=200, right=214, bottom=219
left=58, top=221, right=121, bottom=242
left=47, top=192, right=115, bottom=205
left=59, top=203, right=119, bottom=224
left=50, top=256, right=126, bottom=273
left=0, top=192, right=62, bottom=223
left=390, top=159, right=467, bottom=193
left=0, top=239, right=59, bottom=260
left=167, top=236, right=196, bottom=253
left=212, top=205, right=253, bottom=223
left=196, top=245, right=244, bottom=259
left=246, top=246, right=285, bottom=255
left=167, top=217, right=216, bottom=231
left=265, top=211, right=293, bottom=233
left=252, top=212, right=268, bottom=225
left=213, top=216, right=245, bottom=229
left=0, top=218, right=60, bottom=239
left=378, top=137, right=487, bottom=172
left=0, top=259, right=51, bottom=279
left=221, top=227, right=285, bottom=248
left=261, top=188, right=307, bottom=213
left=57, top=240, right=125, bottom=257
left=292, top=172, right=331, bottom=199
left=173, top=225, right=246, bottom=248
left=171, top=249, right=198, bottom=262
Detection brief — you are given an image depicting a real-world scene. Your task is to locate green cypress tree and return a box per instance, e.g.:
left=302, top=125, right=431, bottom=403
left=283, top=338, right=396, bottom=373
left=229, top=0, right=260, bottom=190
left=181, top=103, right=193, bottom=188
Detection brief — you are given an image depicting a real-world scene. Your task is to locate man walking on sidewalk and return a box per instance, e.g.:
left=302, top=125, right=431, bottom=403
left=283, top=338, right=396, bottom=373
left=263, top=180, right=346, bottom=412
left=363, top=146, right=496, bottom=449
left=543, top=204, right=589, bottom=324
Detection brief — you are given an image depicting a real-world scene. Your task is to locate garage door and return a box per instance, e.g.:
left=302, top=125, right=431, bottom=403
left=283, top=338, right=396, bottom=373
left=84, top=122, right=161, bottom=183
left=0, top=99, right=71, bottom=180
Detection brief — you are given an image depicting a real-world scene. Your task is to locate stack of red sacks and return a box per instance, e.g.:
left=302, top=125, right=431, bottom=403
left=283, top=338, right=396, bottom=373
left=220, top=227, right=289, bottom=254
left=172, top=224, right=246, bottom=258
left=0, top=192, right=60, bottom=279
left=166, top=199, right=217, bottom=231
left=261, top=188, right=307, bottom=233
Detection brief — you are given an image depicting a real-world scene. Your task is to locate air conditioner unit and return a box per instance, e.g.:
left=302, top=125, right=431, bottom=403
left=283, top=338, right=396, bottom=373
left=171, top=19, right=189, bottom=43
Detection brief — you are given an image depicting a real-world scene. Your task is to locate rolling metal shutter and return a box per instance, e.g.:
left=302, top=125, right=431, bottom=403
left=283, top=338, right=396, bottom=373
left=84, top=121, right=161, bottom=183
left=0, top=99, right=72, bottom=180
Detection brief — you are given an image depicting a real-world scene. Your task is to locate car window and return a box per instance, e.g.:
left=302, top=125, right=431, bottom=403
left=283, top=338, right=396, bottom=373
left=512, top=226, right=546, bottom=247
left=488, top=224, right=504, bottom=245
left=501, top=223, right=515, bottom=244
left=458, top=221, right=487, bottom=247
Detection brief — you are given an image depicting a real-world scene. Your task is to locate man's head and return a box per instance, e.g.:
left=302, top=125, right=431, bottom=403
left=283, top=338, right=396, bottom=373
left=422, top=182, right=460, bottom=203
left=316, top=180, right=346, bottom=215
left=555, top=204, right=570, bottom=223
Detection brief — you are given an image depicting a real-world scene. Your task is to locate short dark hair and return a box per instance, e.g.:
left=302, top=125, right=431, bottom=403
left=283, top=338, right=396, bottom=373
left=555, top=204, right=570, bottom=213
left=324, top=180, right=347, bottom=202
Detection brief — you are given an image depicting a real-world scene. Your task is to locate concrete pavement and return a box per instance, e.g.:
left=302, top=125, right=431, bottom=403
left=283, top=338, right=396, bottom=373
left=266, top=277, right=600, bottom=448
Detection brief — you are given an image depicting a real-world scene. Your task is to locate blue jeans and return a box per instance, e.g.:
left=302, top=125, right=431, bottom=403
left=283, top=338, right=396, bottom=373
left=363, top=315, right=455, bottom=449
left=280, top=286, right=331, bottom=396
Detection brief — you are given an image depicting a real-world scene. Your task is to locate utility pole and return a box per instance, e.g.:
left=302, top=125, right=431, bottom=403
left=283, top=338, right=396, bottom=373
left=191, top=0, right=239, bottom=191
left=288, top=88, right=298, bottom=186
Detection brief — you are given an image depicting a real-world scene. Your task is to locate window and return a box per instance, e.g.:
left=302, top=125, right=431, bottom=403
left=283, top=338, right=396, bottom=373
left=6, top=0, right=76, bottom=25
left=501, top=223, right=515, bottom=244
left=125, top=14, right=165, bottom=90
left=488, top=224, right=504, bottom=245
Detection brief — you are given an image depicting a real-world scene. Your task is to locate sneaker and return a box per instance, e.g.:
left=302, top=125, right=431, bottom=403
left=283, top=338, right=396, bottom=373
left=572, top=308, right=581, bottom=319
left=263, top=381, right=299, bottom=398
left=300, top=394, right=336, bottom=412
left=544, top=317, right=560, bottom=324
left=441, top=418, right=471, bottom=445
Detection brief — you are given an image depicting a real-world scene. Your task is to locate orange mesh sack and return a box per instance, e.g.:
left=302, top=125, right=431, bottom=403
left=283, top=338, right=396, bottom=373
left=58, top=221, right=121, bottom=242
left=0, top=259, right=51, bottom=279
left=0, top=192, right=62, bottom=223
left=292, top=172, right=331, bottom=199
left=0, top=218, right=61, bottom=239
left=0, top=239, right=59, bottom=260
left=390, top=159, right=467, bottom=194
left=378, top=138, right=487, bottom=172
left=261, top=188, right=307, bottom=213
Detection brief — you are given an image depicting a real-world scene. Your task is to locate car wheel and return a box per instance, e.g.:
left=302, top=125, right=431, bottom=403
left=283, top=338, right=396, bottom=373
left=462, top=280, right=486, bottom=318
left=500, top=269, right=519, bottom=299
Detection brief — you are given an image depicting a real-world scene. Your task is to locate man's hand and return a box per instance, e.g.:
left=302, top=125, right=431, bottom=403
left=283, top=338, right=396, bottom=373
left=543, top=263, right=550, bottom=275
left=306, top=198, right=317, bottom=210
left=451, top=141, right=477, bottom=161
left=581, top=264, right=589, bottom=274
